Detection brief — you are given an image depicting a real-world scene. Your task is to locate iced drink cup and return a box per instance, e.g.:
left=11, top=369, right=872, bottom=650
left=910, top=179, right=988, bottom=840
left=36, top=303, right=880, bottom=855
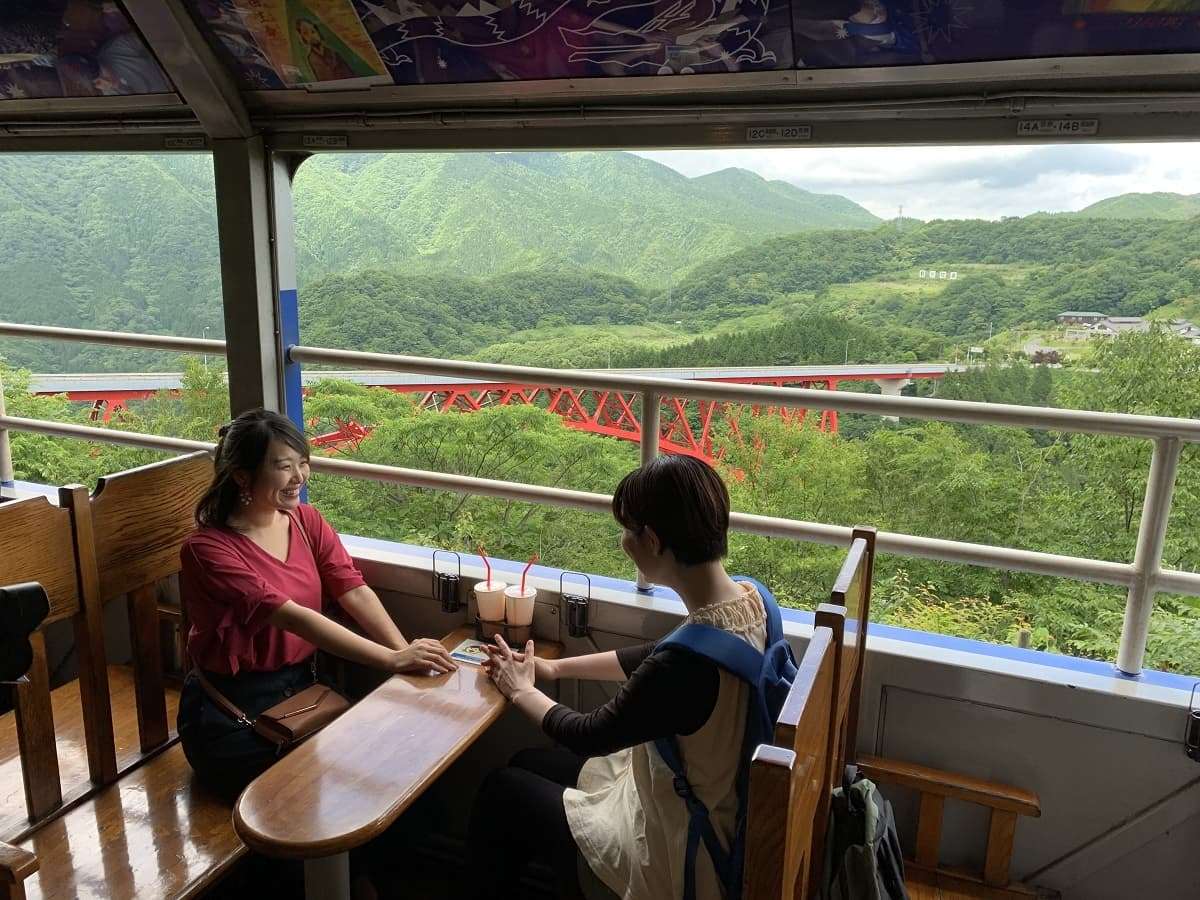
left=474, top=580, right=507, bottom=622
left=504, top=584, right=537, bottom=627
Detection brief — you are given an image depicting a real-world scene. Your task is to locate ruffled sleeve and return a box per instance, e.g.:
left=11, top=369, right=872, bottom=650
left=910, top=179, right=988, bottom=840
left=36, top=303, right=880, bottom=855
left=181, top=534, right=291, bottom=672
left=299, top=505, right=367, bottom=602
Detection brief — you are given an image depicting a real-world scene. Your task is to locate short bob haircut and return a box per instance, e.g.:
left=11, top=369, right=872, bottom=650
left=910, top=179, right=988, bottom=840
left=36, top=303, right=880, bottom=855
left=195, top=409, right=310, bottom=528
left=612, top=455, right=730, bottom=566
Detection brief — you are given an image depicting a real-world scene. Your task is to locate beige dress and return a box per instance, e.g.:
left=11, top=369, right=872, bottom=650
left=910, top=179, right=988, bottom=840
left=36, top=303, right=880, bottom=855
left=564, top=583, right=769, bottom=900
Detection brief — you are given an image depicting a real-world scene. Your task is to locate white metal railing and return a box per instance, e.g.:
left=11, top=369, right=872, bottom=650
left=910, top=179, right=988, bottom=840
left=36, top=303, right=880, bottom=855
left=3, top=321, right=1199, bottom=676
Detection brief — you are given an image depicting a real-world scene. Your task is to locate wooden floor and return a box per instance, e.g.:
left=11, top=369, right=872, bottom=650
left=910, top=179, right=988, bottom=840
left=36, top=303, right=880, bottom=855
left=0, top=665, right=181, bottom=839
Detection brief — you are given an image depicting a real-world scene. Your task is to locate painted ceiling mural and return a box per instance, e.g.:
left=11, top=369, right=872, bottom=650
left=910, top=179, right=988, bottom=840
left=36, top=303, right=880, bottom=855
left=0, top=1, right=170, bottom=100
left=1, top=1, right=1198, bottom=100
left=185, top=0, right=1200, bottom=88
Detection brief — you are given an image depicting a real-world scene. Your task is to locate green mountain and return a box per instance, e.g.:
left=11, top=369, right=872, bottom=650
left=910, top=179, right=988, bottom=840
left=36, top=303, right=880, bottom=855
left=1074, top=192, right=1200, bottom=220
left=0, top=151, right=879, bottom=371
left=292, top=153, right=880, bottom=286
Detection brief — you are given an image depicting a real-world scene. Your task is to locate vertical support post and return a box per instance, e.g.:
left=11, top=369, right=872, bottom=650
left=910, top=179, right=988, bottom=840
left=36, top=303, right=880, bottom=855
left=1117, top=436, right=1182, bottom=676
left=212, top=136, right=285, bottom=416
left=304, top=853, right=351, bottom=900
left=270, top=154, right=305, bottom=434
left=637, top=390, right=660, bottom=592
left=0, top=368, right=14, bottom=493
left=873, top=378, right=909, bottom=423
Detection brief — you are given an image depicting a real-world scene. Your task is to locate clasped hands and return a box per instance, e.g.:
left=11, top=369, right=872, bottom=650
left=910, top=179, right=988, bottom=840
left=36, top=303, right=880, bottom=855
left=481, top=635, right=557, bottom=701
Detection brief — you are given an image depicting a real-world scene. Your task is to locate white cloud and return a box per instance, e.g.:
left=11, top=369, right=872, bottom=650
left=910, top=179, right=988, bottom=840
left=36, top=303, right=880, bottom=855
left=634, top=144, right=1200, bottom=220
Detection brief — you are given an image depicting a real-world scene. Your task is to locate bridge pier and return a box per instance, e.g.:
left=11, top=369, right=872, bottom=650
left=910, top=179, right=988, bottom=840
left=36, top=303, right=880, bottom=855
left=874, top=379, right=911, bottom=422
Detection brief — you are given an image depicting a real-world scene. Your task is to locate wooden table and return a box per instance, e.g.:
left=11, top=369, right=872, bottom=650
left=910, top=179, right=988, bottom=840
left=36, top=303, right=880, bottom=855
left=234, top=628, right=561, bottom=900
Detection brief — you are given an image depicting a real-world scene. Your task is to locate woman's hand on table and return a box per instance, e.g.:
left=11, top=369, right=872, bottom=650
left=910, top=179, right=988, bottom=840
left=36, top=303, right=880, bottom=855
left=482, top=635, right=538, bottom=701
left=390, top=638, right=458, bottom=675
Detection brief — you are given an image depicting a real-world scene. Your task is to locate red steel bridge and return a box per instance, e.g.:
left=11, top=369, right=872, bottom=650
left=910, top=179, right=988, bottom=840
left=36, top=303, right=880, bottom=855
left=29, top=365, right=957, bottom=462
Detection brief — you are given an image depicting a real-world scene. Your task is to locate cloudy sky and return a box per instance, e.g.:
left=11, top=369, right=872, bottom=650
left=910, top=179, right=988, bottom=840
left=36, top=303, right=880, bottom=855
left=635, top=143, right=1198, bottom=221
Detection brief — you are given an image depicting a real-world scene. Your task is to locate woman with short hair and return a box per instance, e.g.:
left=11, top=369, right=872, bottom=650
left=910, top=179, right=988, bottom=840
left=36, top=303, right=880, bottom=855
left=470, top=455, right=769, bottom=900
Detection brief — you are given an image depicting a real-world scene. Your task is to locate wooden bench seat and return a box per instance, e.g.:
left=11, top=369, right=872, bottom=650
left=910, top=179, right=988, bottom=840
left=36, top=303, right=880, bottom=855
left=1, top=452, right=246, bottom=900
left=14, top=742, right=245, bottom=900
left=0, top=667, right=181, bottom=841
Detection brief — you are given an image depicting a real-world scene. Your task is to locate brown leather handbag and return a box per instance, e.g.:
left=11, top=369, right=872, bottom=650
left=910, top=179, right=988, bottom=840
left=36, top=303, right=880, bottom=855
left=197, top=665, right=350, bottom=752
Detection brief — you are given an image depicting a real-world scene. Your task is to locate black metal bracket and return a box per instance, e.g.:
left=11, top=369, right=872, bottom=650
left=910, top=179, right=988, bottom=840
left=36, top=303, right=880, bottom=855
left=1187, top=683, right=1200, bottom=763
left=431, top=550, right=463, bottom=614
left=560, top=571, right=592, bottom=639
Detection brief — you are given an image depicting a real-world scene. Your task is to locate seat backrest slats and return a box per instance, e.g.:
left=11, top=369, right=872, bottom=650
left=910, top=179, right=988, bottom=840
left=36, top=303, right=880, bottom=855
left=89, top=452, right=213, bottom=601
left=65, top=452, right=212, bottom=757
left=13, top=631, right=61, bottom=823
left=0, top=495, right=115, bottom=826
left=745, top=624, right=838, bottom=900
left=0, top=497, right=80, bottom=626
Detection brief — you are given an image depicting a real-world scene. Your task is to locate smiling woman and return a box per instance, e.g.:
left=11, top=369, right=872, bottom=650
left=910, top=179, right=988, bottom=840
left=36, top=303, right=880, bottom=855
left=175, top=408, right=458, bottom=892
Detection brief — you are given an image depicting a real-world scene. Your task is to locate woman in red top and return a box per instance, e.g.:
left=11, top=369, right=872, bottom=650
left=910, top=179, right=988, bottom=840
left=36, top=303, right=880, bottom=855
left=177, top=408, right=457, bottom=802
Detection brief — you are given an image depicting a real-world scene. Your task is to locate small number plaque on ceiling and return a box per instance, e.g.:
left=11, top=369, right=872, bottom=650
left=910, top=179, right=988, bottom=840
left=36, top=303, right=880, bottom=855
left=302, top=135, right=350, bottom=149
left=1017, top=119, right=1099, bottom=137
left=746, top=125, right=812, bottom=143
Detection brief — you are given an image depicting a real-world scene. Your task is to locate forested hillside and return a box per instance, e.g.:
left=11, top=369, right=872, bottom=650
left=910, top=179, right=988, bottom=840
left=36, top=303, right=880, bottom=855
left=0, top=151, right=877, bottom=371
left=1074, top=191, right=1200, bottom=220
left=4, top=152, right=1200, bottom=377
left=293, top=153, right=878, bottom=286
left=658, top=216, right=1200, bottom=341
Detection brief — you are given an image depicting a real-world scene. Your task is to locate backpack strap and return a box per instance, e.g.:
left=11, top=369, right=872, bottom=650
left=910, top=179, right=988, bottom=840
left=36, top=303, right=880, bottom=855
left=655, top=598, right=775, bottom=900
left=654, top=733, right=736, bottom=900
left=658, top=623, right=764, bottom=685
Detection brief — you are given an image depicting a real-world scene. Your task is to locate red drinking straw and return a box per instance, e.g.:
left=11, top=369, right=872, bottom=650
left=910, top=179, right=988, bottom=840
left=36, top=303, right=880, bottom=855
left=520, top=554, right=539, bottom=594
left=477, top=544, right=491, bottom=586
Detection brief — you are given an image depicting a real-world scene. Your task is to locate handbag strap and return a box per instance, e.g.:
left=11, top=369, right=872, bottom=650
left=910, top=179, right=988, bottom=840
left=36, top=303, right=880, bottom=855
left=291, top=508, right=315, bottom=559
left=195, top=669, right=254, bottom=727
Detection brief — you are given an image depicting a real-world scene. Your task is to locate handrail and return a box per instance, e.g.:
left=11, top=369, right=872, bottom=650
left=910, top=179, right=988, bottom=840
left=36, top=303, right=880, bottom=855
left=3, top=320, right=1200, bottom=675
left=3, top=413, right=1197, bottom=599
left=4, top=322, right=1200, bottom=441
left=289, top=345, right=1200, bottom=442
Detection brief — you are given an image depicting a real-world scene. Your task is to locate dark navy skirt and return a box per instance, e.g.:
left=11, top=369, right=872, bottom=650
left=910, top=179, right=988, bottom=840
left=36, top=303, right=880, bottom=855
left=177, top=658, right=319, bottom=801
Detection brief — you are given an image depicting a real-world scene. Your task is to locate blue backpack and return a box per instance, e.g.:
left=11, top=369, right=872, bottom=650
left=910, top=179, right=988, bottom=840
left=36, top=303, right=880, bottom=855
left=653, top=576, right=798, bottom=900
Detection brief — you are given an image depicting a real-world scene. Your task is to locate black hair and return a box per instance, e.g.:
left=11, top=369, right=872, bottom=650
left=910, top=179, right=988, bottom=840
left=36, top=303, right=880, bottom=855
left=612, top=455, right=730, bottom=566
left=195, top=409, right=309, bottom=528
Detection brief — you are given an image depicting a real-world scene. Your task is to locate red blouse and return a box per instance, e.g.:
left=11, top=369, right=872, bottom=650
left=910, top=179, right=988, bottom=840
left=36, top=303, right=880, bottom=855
left=180, top=503, right=366, bottom=675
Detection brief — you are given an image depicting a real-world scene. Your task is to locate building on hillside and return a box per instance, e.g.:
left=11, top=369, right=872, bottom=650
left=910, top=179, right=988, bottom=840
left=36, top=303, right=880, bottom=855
left=1168, top=319, right=1200, bottom=344
left=1056, top=311, right=1106, bottom=325
left=1090, top=316, right=1151, bottom=336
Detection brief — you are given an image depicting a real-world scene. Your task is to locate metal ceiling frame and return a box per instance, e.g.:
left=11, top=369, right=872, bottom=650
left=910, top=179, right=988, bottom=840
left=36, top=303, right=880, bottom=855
left=119, top=0, right=252, bottom=139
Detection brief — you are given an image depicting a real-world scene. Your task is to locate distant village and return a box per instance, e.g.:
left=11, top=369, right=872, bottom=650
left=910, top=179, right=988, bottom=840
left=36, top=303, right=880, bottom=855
left=1056, top=312, right=1200, bottom=345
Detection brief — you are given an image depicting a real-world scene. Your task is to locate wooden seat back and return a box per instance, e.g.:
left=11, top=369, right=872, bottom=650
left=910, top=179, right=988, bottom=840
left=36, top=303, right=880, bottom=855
left=743, top=617, right=840, bottom=900
left=821, top=527, right=875, bottom=781
left=0, top=495, right=112, bottom=830
left=61, top=452, right=213, bottom=757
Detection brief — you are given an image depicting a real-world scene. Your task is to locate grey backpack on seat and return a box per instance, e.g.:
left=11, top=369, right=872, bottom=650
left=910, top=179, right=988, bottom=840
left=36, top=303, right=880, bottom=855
left=821, top=765, right=910, bottom=900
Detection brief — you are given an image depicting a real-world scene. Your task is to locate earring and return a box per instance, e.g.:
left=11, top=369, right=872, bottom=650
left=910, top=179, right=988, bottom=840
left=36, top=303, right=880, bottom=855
left=240, top=491, right=252, bottom=506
